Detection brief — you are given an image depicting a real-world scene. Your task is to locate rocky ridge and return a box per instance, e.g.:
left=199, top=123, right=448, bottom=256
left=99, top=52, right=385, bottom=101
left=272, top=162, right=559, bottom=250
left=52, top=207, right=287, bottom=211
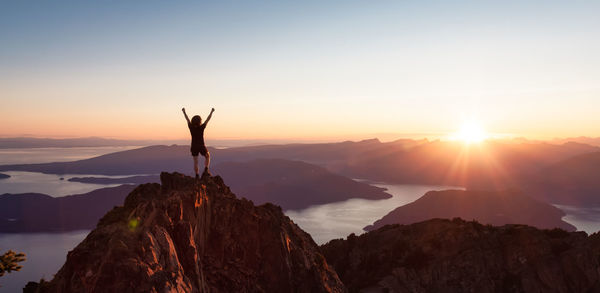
left=32, top=172, right=345, bottom=292
left=322, top=218, right=600, bottom=293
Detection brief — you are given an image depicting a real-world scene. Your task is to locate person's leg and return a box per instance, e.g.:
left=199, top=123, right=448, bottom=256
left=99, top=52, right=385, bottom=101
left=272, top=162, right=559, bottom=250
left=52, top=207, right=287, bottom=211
left=193, top=155, right=199, bottom=176
left=204, top=151, right=211, bottom=169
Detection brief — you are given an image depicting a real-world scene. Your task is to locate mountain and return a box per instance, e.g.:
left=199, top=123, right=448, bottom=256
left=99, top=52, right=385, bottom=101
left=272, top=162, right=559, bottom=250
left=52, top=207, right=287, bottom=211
left=212, top=159, right=391, bottom=210
left=525, top=151, right=600, bottom=206
left=3, top=139, right=600, bottom=206
left=335, top=140, right=599, bottom=188
left=0, top=145, right=191, bottom=175
left=0, top=139, right=425, bottom=175
left=0, top=185, right=136, bottom=232
left=365, top=189, right=575, bottom=231
left=60, top=159, right=391, bottom=210
left=68, top=175, right=160, bottom=185
left=552, top=137, right=600, bottom=147
left=27, top=172, right=345, bottom=292
left=322, top=218, right=600, bottom=293
left=2, top=139, right=596, bottom=183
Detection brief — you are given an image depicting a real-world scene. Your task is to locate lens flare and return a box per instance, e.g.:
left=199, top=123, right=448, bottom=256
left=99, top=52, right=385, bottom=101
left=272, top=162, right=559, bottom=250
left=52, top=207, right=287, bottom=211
left=452, top=122, right=488, bottom=144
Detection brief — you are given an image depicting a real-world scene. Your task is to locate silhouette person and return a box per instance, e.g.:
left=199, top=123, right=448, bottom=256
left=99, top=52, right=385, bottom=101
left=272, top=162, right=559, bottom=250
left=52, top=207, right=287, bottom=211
left=182, top=107, right=214, bottom=179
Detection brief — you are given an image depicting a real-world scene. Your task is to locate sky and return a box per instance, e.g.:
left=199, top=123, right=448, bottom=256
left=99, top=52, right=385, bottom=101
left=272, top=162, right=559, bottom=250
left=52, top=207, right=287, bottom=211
left=1, top=0, right=600, bottom=141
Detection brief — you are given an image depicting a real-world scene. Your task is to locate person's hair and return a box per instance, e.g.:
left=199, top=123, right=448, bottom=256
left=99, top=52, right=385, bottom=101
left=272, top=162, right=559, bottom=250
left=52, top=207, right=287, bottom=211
left=191, top=115, right=202, bottom=126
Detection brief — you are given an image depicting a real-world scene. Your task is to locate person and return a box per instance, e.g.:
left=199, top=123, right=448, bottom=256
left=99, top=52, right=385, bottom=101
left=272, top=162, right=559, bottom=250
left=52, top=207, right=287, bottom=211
left=182, top=107, right=214, bottom=179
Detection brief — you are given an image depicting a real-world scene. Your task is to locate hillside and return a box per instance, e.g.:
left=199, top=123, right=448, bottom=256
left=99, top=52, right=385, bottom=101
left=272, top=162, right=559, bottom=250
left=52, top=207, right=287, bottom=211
left=525, top=151, right=600, bottom=205
left=323, top=218, right=600, bottom=293
left=0, top=185, right=136, bottom=232
left=27, top=172, right=345, bottom=292
left=365, top=189, right=575, bottom=231
left=212, top=159, right=390, bottom=210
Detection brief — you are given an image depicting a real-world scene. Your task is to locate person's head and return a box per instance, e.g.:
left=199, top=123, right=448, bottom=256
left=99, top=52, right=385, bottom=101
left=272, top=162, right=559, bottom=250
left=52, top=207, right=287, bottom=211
left=191, top=115, right=202, bottom=126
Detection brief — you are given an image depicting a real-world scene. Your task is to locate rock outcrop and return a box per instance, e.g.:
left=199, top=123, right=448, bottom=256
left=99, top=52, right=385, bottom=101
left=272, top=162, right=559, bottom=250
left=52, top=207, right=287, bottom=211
left=323, top=218, right=600, bottom=293
left=33, top=172, right=345, bottom=292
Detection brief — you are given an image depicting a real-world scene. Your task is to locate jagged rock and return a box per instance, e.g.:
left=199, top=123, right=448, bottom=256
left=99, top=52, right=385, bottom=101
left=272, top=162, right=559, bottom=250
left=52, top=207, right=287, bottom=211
left=34, top=172, right=345, bottom=293
left=322, top=218, right=600, bottom=293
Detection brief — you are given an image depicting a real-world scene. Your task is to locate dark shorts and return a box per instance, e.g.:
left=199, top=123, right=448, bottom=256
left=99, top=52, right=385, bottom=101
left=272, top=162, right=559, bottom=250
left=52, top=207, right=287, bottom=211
left=191, top=146, right=208, bottom=157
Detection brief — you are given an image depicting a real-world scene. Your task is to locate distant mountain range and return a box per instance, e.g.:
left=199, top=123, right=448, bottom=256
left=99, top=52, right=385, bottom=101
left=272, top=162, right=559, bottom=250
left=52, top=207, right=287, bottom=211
left=0, top=136, right=344, bottom=148
left=551, top=136, right=600, bottom=147
left=2, top=139, right=599, bottom=206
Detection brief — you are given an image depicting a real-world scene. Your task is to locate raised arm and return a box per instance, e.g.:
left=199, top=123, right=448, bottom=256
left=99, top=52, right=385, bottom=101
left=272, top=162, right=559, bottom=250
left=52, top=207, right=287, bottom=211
left=203, top=108, right=215, bottom=126
left=182, top=108, right=191, bottom=124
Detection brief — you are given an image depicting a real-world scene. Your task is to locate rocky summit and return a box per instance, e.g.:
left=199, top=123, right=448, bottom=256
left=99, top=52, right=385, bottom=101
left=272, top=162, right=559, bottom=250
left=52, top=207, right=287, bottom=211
left=30, top=172, right=345, bottom=293
left=322, top=218, right=600, bottom=293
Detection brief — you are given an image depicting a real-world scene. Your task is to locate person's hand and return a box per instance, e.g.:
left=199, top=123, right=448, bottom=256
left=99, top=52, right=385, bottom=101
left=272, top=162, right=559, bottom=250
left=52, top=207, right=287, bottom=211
left=211, top=108, right=215, bottom=112
left=182, top=108, right=186, bottom=112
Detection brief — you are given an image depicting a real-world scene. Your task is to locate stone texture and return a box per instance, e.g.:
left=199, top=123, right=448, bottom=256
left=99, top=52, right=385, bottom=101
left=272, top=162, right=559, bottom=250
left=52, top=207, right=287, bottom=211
left=34, top=172, right=345, bottom=293
left=322, top=218, right=600, bottom=293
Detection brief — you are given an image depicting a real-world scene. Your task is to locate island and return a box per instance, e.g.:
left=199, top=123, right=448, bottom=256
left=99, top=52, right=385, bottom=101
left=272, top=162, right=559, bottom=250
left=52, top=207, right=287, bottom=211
left=0, top=185, right=136, bottom=232
left=365, top=189, right=575, bottom=231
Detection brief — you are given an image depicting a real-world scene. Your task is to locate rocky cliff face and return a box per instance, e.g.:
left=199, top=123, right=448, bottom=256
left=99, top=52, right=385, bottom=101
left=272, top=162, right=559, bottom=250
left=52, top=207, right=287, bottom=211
left=33, top=172, right=345, bottom=293
left=322, top=218, right=600, bottom=293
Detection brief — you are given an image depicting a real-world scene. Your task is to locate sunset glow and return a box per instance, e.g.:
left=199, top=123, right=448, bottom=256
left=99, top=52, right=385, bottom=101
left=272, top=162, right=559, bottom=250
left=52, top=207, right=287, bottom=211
left=452, top=122, right=488, bottom=144
left=1, top=1, right=600, bottom=141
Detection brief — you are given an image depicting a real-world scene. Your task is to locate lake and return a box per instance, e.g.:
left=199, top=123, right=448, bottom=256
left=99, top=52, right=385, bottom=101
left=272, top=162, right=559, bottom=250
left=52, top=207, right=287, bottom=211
left=0, top=231, right=89, bottom=293
left=0, top=171, right=125, bottom=197
left=286, top=183, right=461, bottom=244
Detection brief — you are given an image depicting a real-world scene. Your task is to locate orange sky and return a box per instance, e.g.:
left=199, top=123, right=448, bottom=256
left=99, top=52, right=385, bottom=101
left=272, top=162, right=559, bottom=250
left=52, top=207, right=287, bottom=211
left=2, top=1, right=600, bottom=141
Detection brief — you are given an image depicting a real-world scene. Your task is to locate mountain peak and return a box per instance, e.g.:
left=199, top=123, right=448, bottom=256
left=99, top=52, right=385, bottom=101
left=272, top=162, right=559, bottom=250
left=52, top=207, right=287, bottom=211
left=30, top=172, right=345, bottom=293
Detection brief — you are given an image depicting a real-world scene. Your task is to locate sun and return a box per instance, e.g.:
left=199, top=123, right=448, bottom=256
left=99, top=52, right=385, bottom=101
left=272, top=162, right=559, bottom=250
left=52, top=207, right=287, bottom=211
left=452, top=122, right=488, bottom=144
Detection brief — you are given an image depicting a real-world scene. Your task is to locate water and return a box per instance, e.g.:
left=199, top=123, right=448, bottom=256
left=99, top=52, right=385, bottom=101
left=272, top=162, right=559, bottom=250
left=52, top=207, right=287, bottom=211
left=0, top=146, right=140, bottom=165
left=0, top=231, right=89, bottom=293
left=0, top=171, right=127, bottom=197
left=555, top=205, right=600, bottom=234
left=285, top=183, right=461, bottom=244
left=286, top=184, right=600, bottom=245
